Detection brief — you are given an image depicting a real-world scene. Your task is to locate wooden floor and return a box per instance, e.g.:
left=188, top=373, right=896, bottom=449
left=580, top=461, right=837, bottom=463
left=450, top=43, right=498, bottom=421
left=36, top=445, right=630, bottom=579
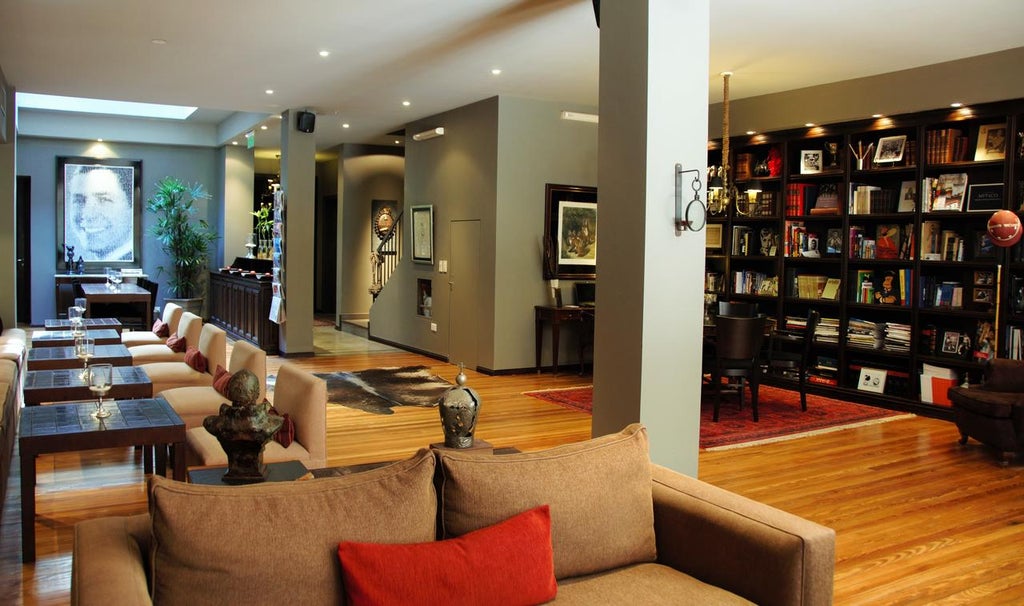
left=3, top=336, right=1024, bottom=604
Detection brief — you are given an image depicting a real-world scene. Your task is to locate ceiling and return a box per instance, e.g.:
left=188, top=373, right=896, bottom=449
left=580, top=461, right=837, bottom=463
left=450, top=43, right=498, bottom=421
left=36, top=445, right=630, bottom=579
left=3, top=0, right=1023, bottom=153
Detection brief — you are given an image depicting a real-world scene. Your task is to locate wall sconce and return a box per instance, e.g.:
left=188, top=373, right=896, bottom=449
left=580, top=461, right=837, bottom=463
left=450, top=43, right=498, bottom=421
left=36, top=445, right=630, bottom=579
left=674, top=164, right=706, bottom=235
left=412, top=127, right=445, bottom=141
left=739, top=185, right=761, bottom=216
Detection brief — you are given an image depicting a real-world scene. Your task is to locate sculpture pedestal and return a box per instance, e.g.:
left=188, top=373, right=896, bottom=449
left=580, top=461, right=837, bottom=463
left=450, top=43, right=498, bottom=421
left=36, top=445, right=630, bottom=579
left=429, top=439, right=493, bottom=455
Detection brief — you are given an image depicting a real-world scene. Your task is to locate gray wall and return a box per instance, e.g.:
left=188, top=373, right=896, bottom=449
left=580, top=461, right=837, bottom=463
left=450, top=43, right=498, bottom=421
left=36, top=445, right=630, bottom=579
left=339, top=145, right=404, bottom=319
left=17, top=137, right=219, bottom=323
left=370, top=95, right=599, bottom=372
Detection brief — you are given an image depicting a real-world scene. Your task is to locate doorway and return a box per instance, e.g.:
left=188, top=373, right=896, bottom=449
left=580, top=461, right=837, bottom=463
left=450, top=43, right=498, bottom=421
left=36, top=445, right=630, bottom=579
left=448, top=220, right=480, bottom=369
left=16, top=176, right=30, bottom=324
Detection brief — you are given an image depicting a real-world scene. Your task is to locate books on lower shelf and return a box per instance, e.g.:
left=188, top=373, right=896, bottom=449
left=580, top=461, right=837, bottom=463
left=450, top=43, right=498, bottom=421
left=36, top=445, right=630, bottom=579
left=920, top=363, right=957, bottom=406
left=923, top=173, right=968, bottom=212
left=848, top=318, right=884, bottom=349
left=733, top=270, right=777, bottom=296
left=920, top=278, right=963, bottom=309
left=815, top=317, right=840, bottom=343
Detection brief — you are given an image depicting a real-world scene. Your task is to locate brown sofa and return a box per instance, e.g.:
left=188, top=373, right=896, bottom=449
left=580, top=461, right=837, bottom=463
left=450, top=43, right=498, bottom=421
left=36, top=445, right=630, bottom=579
left=0, top=322, right=26, bottom=523
left=948, top=358, right=1024, bottom=464
left=71, top=424, right=835, bottom=605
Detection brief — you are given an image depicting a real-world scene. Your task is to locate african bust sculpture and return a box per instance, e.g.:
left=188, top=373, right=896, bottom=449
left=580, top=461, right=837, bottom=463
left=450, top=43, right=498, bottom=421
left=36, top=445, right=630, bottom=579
left=203, top=369, right=283, bottom=484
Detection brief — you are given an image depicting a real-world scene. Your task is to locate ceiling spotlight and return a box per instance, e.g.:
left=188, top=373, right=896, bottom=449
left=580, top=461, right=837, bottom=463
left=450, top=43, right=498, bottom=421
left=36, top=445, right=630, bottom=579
left=341, top=123, right=350, bottom=129
left=412, top=127, right=445, bottom=141
left=950, top=102, right=964, bottom=108
left=745, top=130, right=756, bottom=136
left=491, top=68, right=502, bottom=75
left=560, top=110, right=599, bottom=123
left=151, top=38, right=167, bottom=45
left=319, top=50, right=330, bottom=57
left=97, top=138, right=104, bottom=142
left=231, top=141, right=238, bottom=145
left=804, top=122, right=815, bottom=127
left=260, top=125, right=268, bottom=130
left=394, top=139, right=401, bottom=144
left=265, top=89, right=274, bottom=95
left=402, top=100, right=411, bottom=107
left=872, top=113, right=883, bottom=118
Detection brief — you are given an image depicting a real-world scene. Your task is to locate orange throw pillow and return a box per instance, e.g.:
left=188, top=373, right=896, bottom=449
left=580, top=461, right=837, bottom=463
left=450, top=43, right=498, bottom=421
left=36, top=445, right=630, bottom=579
left=152, top=319, right=170, bottom=338
left=213, top=365, right=232, bottom=397
left=165, top=333, right=186, bottom=353
left=337, top=505, right=556, bottom=606
left=184, top=347, right=208, bottom=374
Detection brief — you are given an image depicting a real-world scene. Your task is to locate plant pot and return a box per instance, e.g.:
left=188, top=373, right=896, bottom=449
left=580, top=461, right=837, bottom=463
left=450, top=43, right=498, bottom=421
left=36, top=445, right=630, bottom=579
left=166, top=297, right=203, bottom=317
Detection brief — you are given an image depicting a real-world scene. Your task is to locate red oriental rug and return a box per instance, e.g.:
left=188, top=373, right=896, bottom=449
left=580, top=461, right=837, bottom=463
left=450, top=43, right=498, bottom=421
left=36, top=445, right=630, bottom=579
left=523, top=384, right=912, bottom=450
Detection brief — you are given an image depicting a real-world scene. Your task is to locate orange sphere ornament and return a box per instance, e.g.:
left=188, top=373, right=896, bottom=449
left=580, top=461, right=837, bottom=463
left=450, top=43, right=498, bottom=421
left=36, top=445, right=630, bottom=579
left=987, top=210, right=1022, bottom=247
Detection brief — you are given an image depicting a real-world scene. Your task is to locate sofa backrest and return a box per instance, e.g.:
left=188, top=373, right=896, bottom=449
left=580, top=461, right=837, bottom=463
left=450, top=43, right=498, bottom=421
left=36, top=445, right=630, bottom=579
left=273, top=362, right=327, bottom=468
left=176, top=312, right=203, bottom=349
left=197, top=324, right=226, bottom=377
left=227, top=340, right=267, bottom=401
left=161, top=302, right=184, bottom=335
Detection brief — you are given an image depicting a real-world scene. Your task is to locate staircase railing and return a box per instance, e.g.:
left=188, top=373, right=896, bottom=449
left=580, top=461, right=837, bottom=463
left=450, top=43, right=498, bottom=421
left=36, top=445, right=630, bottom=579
left=369, top=211, right=402, bottom=300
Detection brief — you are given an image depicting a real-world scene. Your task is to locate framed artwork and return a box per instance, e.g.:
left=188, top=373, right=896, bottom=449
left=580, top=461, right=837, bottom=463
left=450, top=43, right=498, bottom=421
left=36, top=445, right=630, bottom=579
left=965, top=183, right=1003, bottom=212
left=974, top=231, right=996, bottom=259
left=705, top=223, right=723, bottom=249
left=973, top=270, right=995, bottom=286
left=874, top=135, right=907, bottom=163
left=973, top=288, right=994, bottom=304
left=857, top=367, right=887, bottom=394
left=897, top=180, right=917, bottom=212
left=543, top=183, right=597, bottom=279
left=799, top=150, right=822, bottom=174
left=974, top=124, right=1006, bottom=161
left=56, top=156, right=142, bottom=270
left=940, top=330, right=963, bottom=356
left=411, top=205, right=434, bottom=264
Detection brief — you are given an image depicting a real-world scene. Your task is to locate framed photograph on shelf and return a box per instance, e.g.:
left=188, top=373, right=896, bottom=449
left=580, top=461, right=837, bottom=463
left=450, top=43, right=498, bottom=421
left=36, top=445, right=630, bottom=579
left=56, top=156, right=143, bottom=270
left=857, top=367, right=887, bottom=394
left=940, top=330, right=963, bottom=356
left=873, top=135, right=907, bottom=163
left=973, top=288, right=994, bottom=304
left=897, top=180, right=917, bottom=212
left=543, top=183, right=598, bottom=279
left=973, top=270, right=995, bottom=286
left=799, top=150, right=822, bottom=174
left=965, top=183, right=1003, bottom=212
left=974, top=124, right=1007, bottom=161
left=705, top=223, right=723, bottom=249
left=973, top=231, right=996, bottom=259
left=411, top=204, right=434, bottom=264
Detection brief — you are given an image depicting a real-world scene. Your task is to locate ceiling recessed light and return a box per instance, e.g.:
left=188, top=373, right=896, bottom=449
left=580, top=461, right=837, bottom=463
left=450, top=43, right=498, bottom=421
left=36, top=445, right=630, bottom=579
left=318, top=50, right=330, bottom=57
left=872, top=113, right=883, bottom=118
left=260, top=125, right=268, bottom=130
left=950, top=102, right=963, bottom=108
left=231, top=141, right=238, bottom=145
left=402, top=100, right=411, bottom=107
left=804, top=122, right=815, bottom=127
left=745, top=130, right=755, bottom=135
left=151, top=39, right=167, bottom=45
left=491, top=68, right=502, bottom=75
left=394, top=139, right=400, bottom=144
left=97, top=138, right=104, bottom=142
left=341, top=123, right=350, bottom=129
left=265, top=89, right=274, bottom=95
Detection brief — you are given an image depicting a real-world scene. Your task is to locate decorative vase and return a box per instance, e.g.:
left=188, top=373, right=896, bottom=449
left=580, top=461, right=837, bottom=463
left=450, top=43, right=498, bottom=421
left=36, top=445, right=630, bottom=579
left=202, top=369, right=283, bottom=484
left=438, top=364, right=481, bottom=448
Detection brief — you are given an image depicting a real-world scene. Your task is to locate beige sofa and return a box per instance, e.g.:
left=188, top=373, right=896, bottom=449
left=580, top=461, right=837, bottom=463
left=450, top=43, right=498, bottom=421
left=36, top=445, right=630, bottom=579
left=72, top=425, right=834, bottom=605
left=0, top=322, right=26, bottom=522
left=139, top=323, right=226, bottom=396
left=128, top=311, right=203, bottom=365
left=121, top=302, right=184, bottom=348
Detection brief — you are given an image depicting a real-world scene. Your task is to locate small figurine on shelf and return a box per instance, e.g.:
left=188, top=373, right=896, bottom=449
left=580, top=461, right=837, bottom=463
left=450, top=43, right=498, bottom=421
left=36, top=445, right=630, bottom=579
left=63, top=244, right=76, bottom=271
left=75, top=256, right=85, bottom=275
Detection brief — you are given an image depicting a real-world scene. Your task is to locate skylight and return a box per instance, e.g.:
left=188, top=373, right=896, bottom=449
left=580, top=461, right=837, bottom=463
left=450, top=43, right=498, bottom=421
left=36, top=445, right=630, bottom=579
left=17, top=92, right=197, bottom=120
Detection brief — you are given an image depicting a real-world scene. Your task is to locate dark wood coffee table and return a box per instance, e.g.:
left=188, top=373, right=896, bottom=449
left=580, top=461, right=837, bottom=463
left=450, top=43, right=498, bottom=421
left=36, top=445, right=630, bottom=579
left=43, top=317, right=123, bottom=334
left=22, top=365, right=152, bottom=405
left=30, top=329, right=121, bottom=348
left=19, top=397, right=186, bottom=562
left=27, top=344, right=132, bottom=371
left=188, top=460, right=311, bottom=485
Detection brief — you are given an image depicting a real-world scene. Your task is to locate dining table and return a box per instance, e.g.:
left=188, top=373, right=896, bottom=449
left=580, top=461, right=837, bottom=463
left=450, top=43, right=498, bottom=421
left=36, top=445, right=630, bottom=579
left=81, top=283, right=152, bottom=329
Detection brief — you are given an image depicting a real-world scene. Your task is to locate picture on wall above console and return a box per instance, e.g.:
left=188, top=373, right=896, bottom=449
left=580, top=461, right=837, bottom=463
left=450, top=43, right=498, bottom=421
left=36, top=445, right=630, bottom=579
left=543, top=183, right=597, bottom=280
left=874, top=135, right=907, bottom=163
left=974, top=124, right=1006, bottom=161
left=55, top=156, right=142, bottom=269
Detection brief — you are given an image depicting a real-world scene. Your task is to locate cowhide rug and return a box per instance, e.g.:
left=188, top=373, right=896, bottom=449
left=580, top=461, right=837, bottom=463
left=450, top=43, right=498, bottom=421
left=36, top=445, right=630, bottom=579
left=312, top=365, right=452, bottom=415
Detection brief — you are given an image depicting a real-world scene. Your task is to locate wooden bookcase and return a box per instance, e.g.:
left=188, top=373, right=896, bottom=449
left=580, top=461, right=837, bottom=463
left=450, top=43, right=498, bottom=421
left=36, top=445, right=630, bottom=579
left=706, top=99, right=1024, bottom=418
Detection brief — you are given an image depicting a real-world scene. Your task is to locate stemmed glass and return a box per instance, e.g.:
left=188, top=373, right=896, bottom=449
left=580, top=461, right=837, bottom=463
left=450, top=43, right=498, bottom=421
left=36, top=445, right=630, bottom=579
left=68, top=305, right=84, bottom=336
left=75, top=335, right=95, bottom=380
left=110, top=269, right=122, bottom=291
left=88, top=363, right=113, bottom=419
left=74, top=297, right=88, bottom=319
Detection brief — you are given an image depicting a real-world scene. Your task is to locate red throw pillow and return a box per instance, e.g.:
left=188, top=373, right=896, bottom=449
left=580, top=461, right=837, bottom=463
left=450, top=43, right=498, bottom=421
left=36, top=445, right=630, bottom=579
left=184, top=346, right=208, bottom=374
left=268, top=405, right=294, bottom=448
left=213, top=365, right=233, bottom=397
left=165, top=333, right=186, bottom=353
left=152, top=319, right=170, bottom=338
left=338, top=505, right=556, bottom=606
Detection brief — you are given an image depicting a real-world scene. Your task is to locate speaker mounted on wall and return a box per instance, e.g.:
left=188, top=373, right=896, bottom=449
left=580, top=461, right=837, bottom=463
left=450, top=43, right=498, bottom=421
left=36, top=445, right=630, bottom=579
left=296, top=111, right=316, bottom=133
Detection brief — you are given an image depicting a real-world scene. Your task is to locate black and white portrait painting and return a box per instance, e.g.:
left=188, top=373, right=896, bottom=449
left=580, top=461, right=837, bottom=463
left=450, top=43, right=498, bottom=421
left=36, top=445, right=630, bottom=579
left=58, top=157, right=142, bottom=265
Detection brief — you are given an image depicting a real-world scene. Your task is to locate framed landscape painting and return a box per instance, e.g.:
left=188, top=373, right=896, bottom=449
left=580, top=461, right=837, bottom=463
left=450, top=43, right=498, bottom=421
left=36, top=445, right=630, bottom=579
left=543, top=183, right=597, bottom=279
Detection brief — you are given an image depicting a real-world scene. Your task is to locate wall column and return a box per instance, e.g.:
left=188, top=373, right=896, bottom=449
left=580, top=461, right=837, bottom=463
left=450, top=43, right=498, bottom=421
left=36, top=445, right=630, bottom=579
left=220, top=145, right=255, bottom=264
left=0, top=73, right=15, bottom=324
left=591, top=1, right=709, bottom=475
left=279, top=110, right=316, bottom=354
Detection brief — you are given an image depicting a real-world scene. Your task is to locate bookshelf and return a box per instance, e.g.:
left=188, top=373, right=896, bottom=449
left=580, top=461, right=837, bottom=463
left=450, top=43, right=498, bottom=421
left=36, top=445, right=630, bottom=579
left=707, top=99, right=1024, bottom=418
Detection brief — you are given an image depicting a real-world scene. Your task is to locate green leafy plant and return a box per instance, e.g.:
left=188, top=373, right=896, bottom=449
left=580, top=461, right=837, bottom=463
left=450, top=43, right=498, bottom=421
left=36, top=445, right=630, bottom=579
left=146, top=177, right=219, bottom=299
left=251, top=202, right=274, bottom=240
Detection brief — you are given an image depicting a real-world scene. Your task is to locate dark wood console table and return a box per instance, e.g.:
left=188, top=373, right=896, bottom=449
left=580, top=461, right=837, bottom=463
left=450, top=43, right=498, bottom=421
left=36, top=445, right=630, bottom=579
left=534, top=305, right=594, bottom=375
left=209, top=270, right=279, bottom=354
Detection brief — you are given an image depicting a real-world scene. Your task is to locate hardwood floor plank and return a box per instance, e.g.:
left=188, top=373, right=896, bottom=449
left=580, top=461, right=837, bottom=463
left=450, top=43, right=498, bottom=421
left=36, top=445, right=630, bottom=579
left=2, top=332, right=1023, bottom=604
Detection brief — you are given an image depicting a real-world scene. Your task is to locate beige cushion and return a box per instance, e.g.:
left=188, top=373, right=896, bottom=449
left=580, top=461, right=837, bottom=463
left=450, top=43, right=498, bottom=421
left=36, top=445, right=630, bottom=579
left=129, top=343, right=185, bottom=365
left=437, top=423, right=656, bottom=580
left=555, top=563, right=753, bottom=605
left=141, top=362, right=213, bottom=396
left=160, top=387, right=228, bottom=430
left=149, top=449, right=438, bottom=605
left=187, top=425, right=312, bottom=467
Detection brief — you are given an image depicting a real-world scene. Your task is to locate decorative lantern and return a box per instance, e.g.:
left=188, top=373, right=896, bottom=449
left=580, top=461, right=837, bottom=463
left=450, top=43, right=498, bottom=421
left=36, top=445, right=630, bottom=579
left=987, top=210, right=1022, bottom=247
left=437, top=363, right=481, bottom=448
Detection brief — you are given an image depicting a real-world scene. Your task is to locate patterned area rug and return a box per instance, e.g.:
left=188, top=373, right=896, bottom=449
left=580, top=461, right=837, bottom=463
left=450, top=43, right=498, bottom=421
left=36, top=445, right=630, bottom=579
left=523, top=384, right=912, bottom=450
left=314, top=365, right=452, bottom=415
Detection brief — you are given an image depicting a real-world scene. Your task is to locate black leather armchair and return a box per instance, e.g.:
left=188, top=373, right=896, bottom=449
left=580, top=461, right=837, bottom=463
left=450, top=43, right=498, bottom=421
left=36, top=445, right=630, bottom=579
left=948, top=359, right=1024, bottom=465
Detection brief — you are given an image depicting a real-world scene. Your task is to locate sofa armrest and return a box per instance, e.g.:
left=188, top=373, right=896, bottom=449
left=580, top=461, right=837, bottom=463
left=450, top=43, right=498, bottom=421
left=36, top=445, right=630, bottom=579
left=72, top=514, right=153, bottom=606
left=651, top=465, right=835, bottom=606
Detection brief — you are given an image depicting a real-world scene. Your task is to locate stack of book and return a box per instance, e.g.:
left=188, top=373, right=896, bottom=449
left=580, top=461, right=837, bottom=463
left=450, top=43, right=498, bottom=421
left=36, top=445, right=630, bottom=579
left=732, top=270, right=774, bottom=296
left=920, top=278, right=964, bottom=309
left=848, top=318, right=883, bottom=349
left=925, top=128, right=968, bottom=164
left=785, top=183, right=818, bottom=217
left=704, top=272, right=723, bottom=293
left=815, top=316, right=841, bottom=343
left=793, top=274, right=829, bottom=299
left=808, top=355, right=839, bottom=386
left=883, top=322, right=912, bottom=353
left=784, top=221, right=820, bottom=257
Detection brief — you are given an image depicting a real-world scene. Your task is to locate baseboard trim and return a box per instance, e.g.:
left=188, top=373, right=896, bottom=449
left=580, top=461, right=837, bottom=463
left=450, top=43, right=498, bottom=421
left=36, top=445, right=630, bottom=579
left=367, top=335, right=448, bottom=363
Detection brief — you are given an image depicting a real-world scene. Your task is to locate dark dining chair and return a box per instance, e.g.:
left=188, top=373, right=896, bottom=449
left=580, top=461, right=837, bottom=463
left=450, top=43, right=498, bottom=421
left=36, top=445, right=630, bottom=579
left=766, top=309, right=820, bottom=412
left=718, top=300, right=757, bottom=318
left=709, top=314, right=767, bottom=422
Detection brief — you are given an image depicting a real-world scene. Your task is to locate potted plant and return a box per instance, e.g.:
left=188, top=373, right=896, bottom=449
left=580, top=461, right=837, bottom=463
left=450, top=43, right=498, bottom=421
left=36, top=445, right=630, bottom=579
left=147, top=177, right=219, bottom=316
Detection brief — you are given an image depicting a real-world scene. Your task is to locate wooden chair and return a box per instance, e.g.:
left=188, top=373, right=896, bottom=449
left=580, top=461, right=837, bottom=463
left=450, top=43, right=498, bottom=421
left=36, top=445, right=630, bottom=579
left=765, top=309, right=820, bottom=412
left=718, top=300, right=757, bottom=318
left=709, top=314, right=767, bottom=422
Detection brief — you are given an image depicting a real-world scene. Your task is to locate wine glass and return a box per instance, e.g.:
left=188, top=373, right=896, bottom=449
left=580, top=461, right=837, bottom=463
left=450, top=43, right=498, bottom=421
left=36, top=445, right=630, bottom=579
left=88, top=363, right=113, bottom=419
left=68, top=305, right=84, bottom=336
left=111, top=270, right=122, bottom=291
left=74, top=297, right=88, bottom=319
left=75, top=335, right=95, bottom=380
left=105, top=267, right=113, bottom=288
